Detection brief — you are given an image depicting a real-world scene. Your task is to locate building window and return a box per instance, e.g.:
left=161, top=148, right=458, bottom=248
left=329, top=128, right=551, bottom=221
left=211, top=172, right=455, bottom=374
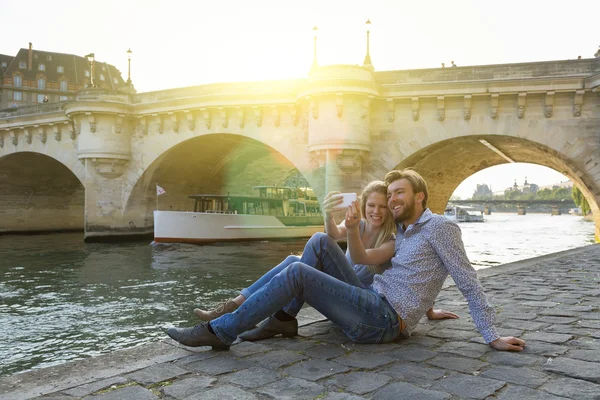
left=13, top=76, right=22, bottom=88
left=99, top=74, right=105, bottom=81
left=57, top=66, right=64, bottom=73
left=37, top=94, right=46, bottom=103
left=13, top=92, right=23, bottom=101
left=84, top=70, right=90, bottom=77
left=38, top=63, right=45, bottom=71
left=59, top=95, right=68, bottom=101
left=113, top=78, right=119, bottom=84
left=34, top=54, right=38, bottom=60
left=60, top=80, right=68, bottom=92
left=37, top=78, right=45, bottom=89
left=1, top=62, right=7, bottom=68
left=19, top=61, right=26, bottom=69
left=47, top=55, right=52, bottom=61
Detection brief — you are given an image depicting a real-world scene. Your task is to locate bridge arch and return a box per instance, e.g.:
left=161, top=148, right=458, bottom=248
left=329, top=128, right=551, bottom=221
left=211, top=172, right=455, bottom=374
left=0, top=152, right=85, bottom=233
left=122, top=133, right=319, bottom=230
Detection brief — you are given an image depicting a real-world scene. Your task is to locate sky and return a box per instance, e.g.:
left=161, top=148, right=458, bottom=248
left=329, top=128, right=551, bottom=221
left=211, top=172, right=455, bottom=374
left=0, top=0, right=596, bottom=196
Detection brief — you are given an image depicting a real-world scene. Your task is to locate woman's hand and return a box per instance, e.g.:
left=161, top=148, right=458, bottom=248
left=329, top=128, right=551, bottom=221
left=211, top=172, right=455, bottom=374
left=322, top=191, right=343, bottom=217
left=344, top=200, right=361, bottom=230
left=426, top=309, right=459, bottom=320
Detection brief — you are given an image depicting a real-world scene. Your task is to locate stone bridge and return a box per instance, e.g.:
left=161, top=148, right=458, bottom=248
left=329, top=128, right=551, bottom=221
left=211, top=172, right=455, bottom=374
left=1, top=58, right=599, bottom=241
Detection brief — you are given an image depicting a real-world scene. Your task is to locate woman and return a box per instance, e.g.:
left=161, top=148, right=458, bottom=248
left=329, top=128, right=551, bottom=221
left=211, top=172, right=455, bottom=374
left=189, top=181, right=456, bottom=341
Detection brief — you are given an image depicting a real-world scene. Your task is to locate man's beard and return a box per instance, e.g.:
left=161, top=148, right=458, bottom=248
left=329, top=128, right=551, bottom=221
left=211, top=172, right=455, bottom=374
left=393, top=200, right=416, bottom=223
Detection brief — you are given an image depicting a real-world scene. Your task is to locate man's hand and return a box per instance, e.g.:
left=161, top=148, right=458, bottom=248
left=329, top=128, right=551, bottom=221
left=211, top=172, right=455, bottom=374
left=489, top=337, right=526, bottom=352
left=426, top=309, right=459, bottom=320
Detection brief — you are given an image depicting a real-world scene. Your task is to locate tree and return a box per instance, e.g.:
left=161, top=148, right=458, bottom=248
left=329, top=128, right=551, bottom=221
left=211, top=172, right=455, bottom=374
left=572, top=186, right=590, bottom=215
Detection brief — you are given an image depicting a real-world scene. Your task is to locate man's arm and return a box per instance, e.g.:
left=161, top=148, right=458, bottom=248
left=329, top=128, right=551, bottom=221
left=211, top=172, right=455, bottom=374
left=429, top=220, right=524, bottom=351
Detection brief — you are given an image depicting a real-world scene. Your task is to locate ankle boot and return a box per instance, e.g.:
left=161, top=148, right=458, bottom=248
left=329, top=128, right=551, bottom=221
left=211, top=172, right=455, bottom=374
left=167, top=322, right=230, bottom=350
left=238, top=316, right=298, bottom=341
left=194, top=299, right=239, bottom=321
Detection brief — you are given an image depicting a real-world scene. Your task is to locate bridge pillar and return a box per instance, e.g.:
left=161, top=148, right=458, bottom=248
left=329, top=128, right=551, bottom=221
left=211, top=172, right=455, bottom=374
left=64, top=90, right=145, bottom=241
left=517, top=205, right=526, bottom=215
left=483, top=206, right=492, bottom=215
left=303, top=65, right=377, bottom=196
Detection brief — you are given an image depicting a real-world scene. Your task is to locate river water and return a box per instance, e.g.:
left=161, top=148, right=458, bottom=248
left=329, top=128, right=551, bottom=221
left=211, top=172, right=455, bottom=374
left=0, top=213, right=594, bottom=377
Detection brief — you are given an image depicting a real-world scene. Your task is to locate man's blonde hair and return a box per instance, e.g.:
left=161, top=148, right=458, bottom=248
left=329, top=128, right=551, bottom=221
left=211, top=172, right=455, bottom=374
left=384, top=169, right=429, bottom=209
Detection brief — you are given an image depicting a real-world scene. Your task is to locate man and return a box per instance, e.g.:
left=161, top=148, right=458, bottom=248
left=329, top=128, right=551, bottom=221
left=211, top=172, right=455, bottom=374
left=167, top=169, right=524, bottom=351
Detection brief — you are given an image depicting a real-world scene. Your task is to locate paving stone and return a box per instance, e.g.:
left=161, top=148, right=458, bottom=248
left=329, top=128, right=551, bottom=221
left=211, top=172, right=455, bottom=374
left=543, top=357, right=600, bottom=383
left=313, top=331, right=352, bottom=345
left=403, top=335, right=442, bottom=348
left=87, top=385, right=158, bottom=400
left=537, top=309, right=579, bottom=317
left=325, top=371, right=391, bottom=395
left=426, top=355, right=488, bottom=374
left=245, top=349, right=307, bottom=369
left=483, top=351, right=541, bottom=367
left=382, top=363, right=446, bottom=385
left=173, top=351, right=220, bottom=367
left=269, top=337, right=317, bottom=351
left=436, top=342, right=490, bottom=358
left=185, top=385, right=257, bottom=400
left=185, top=356, right=249, bottom=375
left=569, top=338, right=600, bottom=350
left=430, top=373, right=506, bottom=399
left=302, top=344, right=347, bottom=359
left=566, top=350, right=600, bottom=363
left=228, top=341, right=271, bottom=358
left=283, top=359, right=349, bottom=381
left=125, top=363, right=189, bottom=385
left=342, top=342, right=401, bottom=353
left=322, top=393, right=366, bottom=400
left=522, top=332, right=573, bottom=344
left=480, top=365, right=549, bottom=388
left=497, top=311, right=537, bottom=320
left=540, top=376, right=600, bottom=400
left=579, top=320, right=600, bottom=329
left=499, top=319, right=549, bottom=331
left=161, top=376, right=216, bottom=399
left=331, top=352, right=395, bottom=369
left=424, top=328, right=478, bottom=341
left=495, top=385, right=565, bottom=399
left=424, top=318, right=478, bottom=331
left=221, top=367, right=279, bottom=388
left=536, top=316, right=579, bottom=324
left=255, top=377, right=324, bottom=400
left=521, top=340, right=569, bottom=356
left=388, top=346, right=436, bottom=362
left=62, top=376, right=129, bottom=397
left=496, top=328, right=525, bottom=337
left=520, top=301, right=559, bottom=308
left=299, top=323, right=336, bottom=337
left=372, top=382, right=450, bottom=400
left=543, top=325, right=595, bottom=336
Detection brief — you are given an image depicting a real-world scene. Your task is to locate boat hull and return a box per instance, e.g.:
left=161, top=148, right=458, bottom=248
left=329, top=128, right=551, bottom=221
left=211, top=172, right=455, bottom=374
left=154, top=211, right=324, bottom=244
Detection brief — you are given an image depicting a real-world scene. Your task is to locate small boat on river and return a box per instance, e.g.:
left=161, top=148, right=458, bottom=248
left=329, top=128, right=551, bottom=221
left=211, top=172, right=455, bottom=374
left=154, top=186, right=324, bottom=244
left=444, top=206, right=485, bottom=223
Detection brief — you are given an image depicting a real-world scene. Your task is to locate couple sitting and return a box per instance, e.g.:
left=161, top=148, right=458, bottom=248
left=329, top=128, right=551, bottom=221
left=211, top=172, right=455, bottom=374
left=167, top=169, right=525, bottom=352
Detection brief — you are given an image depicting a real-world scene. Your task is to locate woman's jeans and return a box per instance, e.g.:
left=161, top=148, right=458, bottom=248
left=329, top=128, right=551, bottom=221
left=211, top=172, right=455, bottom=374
left=212, top=233, right=401, bottom=345
left=240, top=233, right=375, bottom=317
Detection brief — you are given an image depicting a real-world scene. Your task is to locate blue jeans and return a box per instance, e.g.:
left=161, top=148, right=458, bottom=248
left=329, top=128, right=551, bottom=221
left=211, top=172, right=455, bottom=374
left=212, top=234, right=401, bottom=345
left=240, top=233, right=373, bottom=316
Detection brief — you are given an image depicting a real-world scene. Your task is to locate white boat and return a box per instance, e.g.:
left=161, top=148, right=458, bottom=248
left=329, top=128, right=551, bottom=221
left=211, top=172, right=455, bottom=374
left=444, top=206, right=485, bottom=223
left=154, top=186, right=324, bottom=244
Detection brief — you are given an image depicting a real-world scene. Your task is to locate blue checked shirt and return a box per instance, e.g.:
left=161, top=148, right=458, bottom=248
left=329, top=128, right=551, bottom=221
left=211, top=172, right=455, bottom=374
left=372, top=209, right=499, bottom=343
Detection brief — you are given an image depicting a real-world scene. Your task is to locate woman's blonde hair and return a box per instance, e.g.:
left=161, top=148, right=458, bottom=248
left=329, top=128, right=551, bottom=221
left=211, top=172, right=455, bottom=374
left=359, top=181, right=397, bottom=274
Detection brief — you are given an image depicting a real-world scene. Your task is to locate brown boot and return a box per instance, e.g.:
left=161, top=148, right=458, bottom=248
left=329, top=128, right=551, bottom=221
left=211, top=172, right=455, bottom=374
left=194, top=299, right=239, bottom=321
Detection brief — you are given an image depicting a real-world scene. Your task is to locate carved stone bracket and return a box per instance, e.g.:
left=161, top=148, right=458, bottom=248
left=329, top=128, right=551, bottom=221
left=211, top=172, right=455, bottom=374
left=137, top=117, right=147, bottom=136
left=517, top=93, right=527, bottom=118
left=115, top=115, right=124, bottom=134
left=386, top=98, right=395, bottom=122
left=168, top=113, right=178, bottom=133
left=269, top=106, right=279, bottom=127
left=153, top=114, right=163, bottom=134
left=89, top=158, right=129, bottom=179
left=411, top=97, right=419, bottom=121
left=437, top=96, right=445, bottom=121
left=289, top=105, right=298, bottom=126
left=464, top=95, right=472, bottom=120
left=361, top=97, right=372, bottom=119
left=234, top=107, right=245, bottom=128
left=309, top=149, right=326, bottom=169
left=490, top=94, right=499, bottom=119
left=83, top=112, right=95, bottom=133
left=335, top=93, right=343, bottom=118
left=573, top=90, right=584, bottom=117
left=24, top=128, right=32, bottom=144
left=335, top=149, right=367, bottom=173
left=0, top=134, right=4, bottom=148
left=37, top=126, right=47, bottom=144
left=184, top=110, right=195, bottom=131
left=219, top=108, right=228, bottom=128
left=544, top=91, right=555, bottom=118
left=311, top=99, right=319, bottom=120
left=51, top=124, right=61, bottom=141
left=252, top=106, right=262, bottom=127
left=201, top=108, right=211, bottom=129
left=11, top=131, right=18, bottom=145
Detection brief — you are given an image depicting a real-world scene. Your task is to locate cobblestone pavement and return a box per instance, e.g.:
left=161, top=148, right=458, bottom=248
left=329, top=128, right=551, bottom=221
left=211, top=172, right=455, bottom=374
left=1, top=245, right=599, bottom=399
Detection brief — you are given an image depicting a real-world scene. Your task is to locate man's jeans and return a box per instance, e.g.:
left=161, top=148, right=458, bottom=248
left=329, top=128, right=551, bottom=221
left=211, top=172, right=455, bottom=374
left=212, top=233, right=401, bottom=345
left=240, top=233, right=375, bottom=316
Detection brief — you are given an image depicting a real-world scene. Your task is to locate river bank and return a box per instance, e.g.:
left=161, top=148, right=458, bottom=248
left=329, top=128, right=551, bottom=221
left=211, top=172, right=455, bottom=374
left=1, top=245, right=599, bottom=399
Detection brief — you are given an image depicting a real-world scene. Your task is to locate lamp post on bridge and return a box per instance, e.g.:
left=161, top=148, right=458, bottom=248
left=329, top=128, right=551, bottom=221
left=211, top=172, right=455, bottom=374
left=126, top=48, right=132, bottom=86
left=85, top=53, right=95, bottom=88
left=363, top=19, right=373, bottom=69
left=312, top=25, right=318, bottom=69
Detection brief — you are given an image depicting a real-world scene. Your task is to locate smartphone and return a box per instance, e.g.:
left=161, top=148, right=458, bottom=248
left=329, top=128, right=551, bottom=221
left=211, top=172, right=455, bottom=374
left=335, top=193, right=357, bottom=209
